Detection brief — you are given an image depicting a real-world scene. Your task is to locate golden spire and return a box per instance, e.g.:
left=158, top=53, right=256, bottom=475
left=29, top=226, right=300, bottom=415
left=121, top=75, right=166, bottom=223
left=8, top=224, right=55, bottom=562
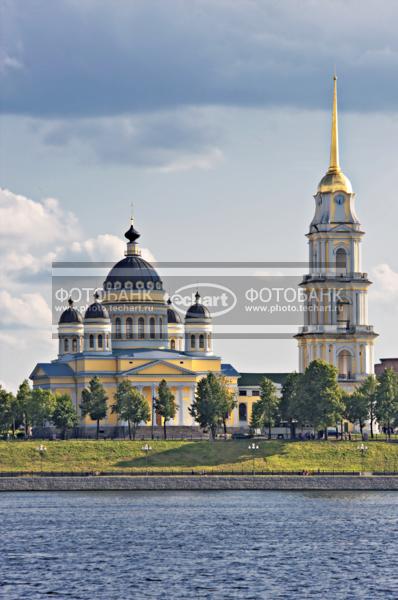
left=329, top=75, right=340, bottom=173
left=317, top=75, right=352, bottom=194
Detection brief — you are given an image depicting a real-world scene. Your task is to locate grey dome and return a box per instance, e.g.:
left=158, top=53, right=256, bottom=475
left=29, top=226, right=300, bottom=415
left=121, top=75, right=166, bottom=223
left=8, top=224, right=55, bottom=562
left=185, top=292, right=211, bottom=321
left=59, top=299, right=83, bottom=324
left=104, top=255, right=163, bottom=291
left=85, top=301, right=109, bottom=320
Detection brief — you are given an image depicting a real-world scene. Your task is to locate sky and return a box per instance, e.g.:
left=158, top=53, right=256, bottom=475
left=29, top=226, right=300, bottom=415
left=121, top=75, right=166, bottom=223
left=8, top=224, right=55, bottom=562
left=1, top=0, right=398, bottom=391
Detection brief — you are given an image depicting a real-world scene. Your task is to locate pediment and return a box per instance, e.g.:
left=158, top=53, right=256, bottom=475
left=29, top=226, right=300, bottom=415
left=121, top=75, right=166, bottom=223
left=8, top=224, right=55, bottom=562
left=121, top=360, right=195, bottom=377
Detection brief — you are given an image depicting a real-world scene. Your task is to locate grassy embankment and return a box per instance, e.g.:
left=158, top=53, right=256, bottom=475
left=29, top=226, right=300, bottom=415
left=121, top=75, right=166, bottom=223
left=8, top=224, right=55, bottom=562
left=1, top=440, right=398, bottom=473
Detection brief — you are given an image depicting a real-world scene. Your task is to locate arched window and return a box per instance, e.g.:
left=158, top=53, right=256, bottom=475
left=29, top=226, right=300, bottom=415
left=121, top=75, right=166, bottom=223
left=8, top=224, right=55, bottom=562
left=72, top=338, right=78, bottom=353
left=207, top=333, right=211, bottom=350
left=115, top=318, right=122, bottom=339
left=138, top=317, right=145, bottom=339
left=336, top=248, right=347, bottom=275
left=170, top=339, right=176, bottom=350
left=89, top=334, right=94, bottom=349
left=239, top=403, right=247, bottom=422
left=126, top=318, right=133, bottom=339
left=190, top=334, right=196, bottom=350
left=106, top=334, right=110, bottom=349
left=150, top=317, right=156, bottom=339
left=159, top=317, right=163, bottom=339
left=337, top=299, right=350, bottom=329
left=64, top=338, right=69, bottom=352
left=338, top=350, right=352, bottom=380
left=199, top=334, right=205, bottom=349
left=98, top=334, right=103, bottom=349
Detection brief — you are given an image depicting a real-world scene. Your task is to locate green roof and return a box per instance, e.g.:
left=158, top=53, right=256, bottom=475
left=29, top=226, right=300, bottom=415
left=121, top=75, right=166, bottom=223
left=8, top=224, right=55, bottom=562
left=238, top=373, right=289, bottom=387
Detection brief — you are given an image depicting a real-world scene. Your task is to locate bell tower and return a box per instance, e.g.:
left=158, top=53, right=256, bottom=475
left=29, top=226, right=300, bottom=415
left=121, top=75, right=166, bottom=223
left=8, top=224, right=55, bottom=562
left=295, top=76, right=377, bottom=391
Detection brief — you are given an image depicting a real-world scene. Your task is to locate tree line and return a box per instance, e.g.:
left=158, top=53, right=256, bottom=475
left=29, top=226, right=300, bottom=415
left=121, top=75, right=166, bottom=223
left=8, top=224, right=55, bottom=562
left=2, top=361, right=398, bottom=440
left=0, top=373, right=235, bottom=440
left=251, top=361, right=398, bottom=439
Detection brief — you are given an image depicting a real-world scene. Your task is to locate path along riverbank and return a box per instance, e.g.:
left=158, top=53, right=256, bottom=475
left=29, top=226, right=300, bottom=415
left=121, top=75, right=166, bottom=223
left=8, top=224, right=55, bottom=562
left=1, top=475, right=398, bottom=491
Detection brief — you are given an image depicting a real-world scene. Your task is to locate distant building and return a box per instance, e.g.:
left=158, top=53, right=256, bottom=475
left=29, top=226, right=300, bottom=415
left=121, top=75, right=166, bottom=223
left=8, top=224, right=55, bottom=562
left=237, top=373, right=288, bottom=426
left=375, top=359, right=398, bottom=376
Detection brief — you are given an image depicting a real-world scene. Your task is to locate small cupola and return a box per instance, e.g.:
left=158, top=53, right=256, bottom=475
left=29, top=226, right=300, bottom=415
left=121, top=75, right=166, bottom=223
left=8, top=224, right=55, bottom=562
left=58, top=298, right=84, bottom=357
left=184, top=291, right=213, bottom=355
left=83, top=293, right=112, bottom=354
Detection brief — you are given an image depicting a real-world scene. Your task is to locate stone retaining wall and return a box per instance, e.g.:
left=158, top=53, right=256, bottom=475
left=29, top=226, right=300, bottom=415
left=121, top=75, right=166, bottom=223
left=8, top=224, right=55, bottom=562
left=1, top=476, right=398, bottom=492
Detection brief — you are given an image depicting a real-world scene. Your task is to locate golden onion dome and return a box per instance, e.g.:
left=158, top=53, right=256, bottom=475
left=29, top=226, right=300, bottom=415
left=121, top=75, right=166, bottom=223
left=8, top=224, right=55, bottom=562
left=318, top=167, right=352, bottom=194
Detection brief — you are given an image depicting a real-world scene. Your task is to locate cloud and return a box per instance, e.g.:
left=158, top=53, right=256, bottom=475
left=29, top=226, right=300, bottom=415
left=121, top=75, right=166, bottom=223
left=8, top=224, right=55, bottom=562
left=0, top=188, right=79, bottom=250
left=1, top=0, right=398, bottom=117
left=0, top=188, right=155, bottom=286
left=35, top=111, right=223, bottom=170
left=371, top=264, right=398, bottom=305
left=0, top=290, right=52, bottom=329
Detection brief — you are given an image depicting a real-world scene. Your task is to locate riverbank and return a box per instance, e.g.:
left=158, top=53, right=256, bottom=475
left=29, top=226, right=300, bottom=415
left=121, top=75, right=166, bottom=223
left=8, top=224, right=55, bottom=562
left=1, top=474, right=398, bottom=491
left=1, top=439, right=398, bottom=473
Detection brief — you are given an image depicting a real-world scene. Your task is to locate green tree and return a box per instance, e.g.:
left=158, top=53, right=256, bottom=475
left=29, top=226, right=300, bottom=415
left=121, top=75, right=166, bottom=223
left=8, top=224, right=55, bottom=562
left=112, top=381, right=150, bottom=440
left=301, top=360, right=344, bottom=439
left=279, top=372, right=304, bottom=438
left=344, top=391, right=368, bottom=436
left=375, top=368, right=398, bottom=439
left=250, top=377, right=279, bottom=438
left=16, top=379, right=32, bottom=435
left=155, top=379, right=177, bottom=440
left=52, top=394, right=78, bottom=439
left=29, top=389, right=56, bottom=427
left=189, top=373, right=224, bottom=440
left=0, top=386, right=15, bottom=435
left=217, top=376, right=237, bottom=434
left=80, top=376, right=108, bottom=439
left=346, top=375, right=378, bottom=438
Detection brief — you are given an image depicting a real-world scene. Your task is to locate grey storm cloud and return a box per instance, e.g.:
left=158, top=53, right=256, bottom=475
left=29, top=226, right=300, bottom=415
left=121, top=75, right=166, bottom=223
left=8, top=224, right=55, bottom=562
left=1, top=0, right=398, bottom=118
left=35, top=111, right=223, bottom=168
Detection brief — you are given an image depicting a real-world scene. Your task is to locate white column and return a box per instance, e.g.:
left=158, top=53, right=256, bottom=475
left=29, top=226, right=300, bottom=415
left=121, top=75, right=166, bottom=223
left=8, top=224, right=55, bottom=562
left=178, top=387, right=184, bottom=425
left=190, top=383, right=196, bottom=425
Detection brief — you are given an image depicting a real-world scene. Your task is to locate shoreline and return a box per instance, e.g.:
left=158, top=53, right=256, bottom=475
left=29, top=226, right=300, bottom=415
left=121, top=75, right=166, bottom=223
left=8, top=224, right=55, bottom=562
left=1, top=475, right=398, bottom=492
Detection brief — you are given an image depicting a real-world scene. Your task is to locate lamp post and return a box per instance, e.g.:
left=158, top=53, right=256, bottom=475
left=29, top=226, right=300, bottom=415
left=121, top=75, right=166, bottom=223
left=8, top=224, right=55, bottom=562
left=36, top=444, right=47, bottom=474
left=357, top=442, right=368, bottom=473
left=141, top=443, right=152, bottom=473
left=151, top=396, right=156, bottom=440
left=248, top=442, right=259, bottom=475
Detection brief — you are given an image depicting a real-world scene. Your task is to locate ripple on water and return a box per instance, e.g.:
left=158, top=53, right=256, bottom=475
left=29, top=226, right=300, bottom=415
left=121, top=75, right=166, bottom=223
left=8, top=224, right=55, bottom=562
left=0, top=491, right=397, bottom=599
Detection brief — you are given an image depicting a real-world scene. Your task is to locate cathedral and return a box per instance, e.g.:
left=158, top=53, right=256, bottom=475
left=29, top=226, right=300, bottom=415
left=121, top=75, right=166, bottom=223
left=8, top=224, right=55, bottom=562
left=295, top=76, right=377, bottom=390
left=30, top=220, right=240, bottom=432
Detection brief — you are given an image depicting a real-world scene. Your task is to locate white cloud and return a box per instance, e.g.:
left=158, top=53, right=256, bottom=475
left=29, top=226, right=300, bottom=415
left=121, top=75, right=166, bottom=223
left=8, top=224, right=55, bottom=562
left=0, top=188, right=80, bottom=250
left=0, top=290, right=52, bottom=329
left=371, top=263, right=398, bottom=303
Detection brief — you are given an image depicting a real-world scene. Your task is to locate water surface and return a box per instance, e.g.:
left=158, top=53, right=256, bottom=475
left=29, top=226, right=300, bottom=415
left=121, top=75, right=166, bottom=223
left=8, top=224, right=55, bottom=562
left=0, top=491, right=397, bottom=599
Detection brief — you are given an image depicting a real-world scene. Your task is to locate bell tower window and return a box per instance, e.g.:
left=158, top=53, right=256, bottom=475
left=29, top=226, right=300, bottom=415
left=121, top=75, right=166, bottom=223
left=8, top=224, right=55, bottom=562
left=64, top=339, right=69, bottom=352
left=338, top=350, right=352, bottom=380
left=336, top=248, right=347, bottom=275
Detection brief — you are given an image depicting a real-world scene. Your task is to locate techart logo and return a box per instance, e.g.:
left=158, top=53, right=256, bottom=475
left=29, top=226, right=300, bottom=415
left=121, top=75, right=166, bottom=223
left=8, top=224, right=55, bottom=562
left=171, top=283, right=237, bottom=318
